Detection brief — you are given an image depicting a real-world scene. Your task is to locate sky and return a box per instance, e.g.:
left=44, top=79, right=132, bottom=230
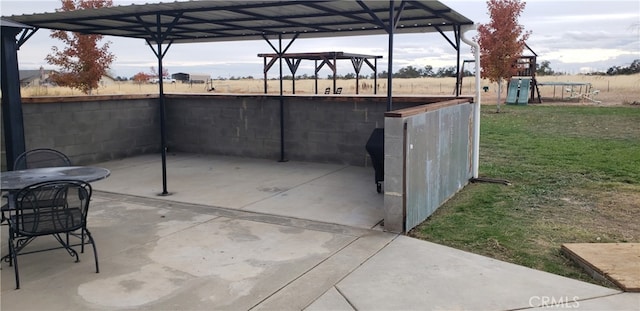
left=1, top=0, right=639, bottom=79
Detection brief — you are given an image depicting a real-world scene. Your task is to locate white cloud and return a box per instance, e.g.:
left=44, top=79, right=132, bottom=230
left=4, top=0, right=640, bottom=77
left=545, top=48, right=636, bottom=63
left=533, top=13, right=639, bottom=25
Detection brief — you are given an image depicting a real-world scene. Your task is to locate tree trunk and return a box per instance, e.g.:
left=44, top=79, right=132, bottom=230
left=496, top=78, right=503, bottom=113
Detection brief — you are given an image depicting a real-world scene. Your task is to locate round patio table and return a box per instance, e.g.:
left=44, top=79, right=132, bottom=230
left=1, top=166, right=111, bottom=191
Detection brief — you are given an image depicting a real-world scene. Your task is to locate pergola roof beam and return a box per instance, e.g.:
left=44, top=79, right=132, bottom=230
left=5, top=1, right=473, bottom=44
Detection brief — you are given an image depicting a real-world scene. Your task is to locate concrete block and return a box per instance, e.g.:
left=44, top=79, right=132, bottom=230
left=383, top=194, right=404, bottom=233
left=384, top=118, right=404, bottom=139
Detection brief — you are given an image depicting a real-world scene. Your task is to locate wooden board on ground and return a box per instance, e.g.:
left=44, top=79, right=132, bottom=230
left=561, top=243, right=640, bottom=292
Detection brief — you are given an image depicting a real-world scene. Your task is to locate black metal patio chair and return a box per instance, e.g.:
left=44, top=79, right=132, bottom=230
left=13, top=148, right=72, bottom=170
left=2, top=149, right=72, bottom=224
left=4, top=180, right=99, bottom=289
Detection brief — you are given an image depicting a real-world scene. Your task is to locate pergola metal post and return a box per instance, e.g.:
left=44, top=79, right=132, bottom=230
left=433, top=24, right=462, bottom=96
left=454, top=24, right=461, bottom=96
left=1, top=25, right=27, bottom=170
left=144, top=13, right=179, bottom=195
left=278, top=34, right=286, bottom=162
left=263, top=56, right=268, bottom=94
left=332, top=54, right=337, bottom=93
left=386, top=0, right=395, bottom=111
left=314, top=59, right=319, bottom=94
left=263, top=33, right=298, bottom=162
left=374, top=58, right=378, bottom=95
left=156, top=38, right=168, bottom=195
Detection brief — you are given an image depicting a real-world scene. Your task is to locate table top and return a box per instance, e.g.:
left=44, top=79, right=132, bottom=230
left=1, top=166, right=111, bottom=191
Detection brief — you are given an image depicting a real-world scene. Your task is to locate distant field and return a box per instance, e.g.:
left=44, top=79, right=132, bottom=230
left=21, top=74, right=640, bottom=106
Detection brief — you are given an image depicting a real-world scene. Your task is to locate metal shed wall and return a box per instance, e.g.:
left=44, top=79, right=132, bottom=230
left=384, top=100, right=474, bottom=232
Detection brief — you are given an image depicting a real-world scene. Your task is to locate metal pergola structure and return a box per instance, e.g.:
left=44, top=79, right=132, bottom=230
left=1, top=0, right=477, bottom=195
left=258, top=51, right=383, bottom=95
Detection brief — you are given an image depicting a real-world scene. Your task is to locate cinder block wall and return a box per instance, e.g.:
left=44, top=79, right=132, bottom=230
left=2, top=94, right=466, bottom=170
left=165, top=94, right=436, bottom=166
left=1, top=96, right=161, bottom=168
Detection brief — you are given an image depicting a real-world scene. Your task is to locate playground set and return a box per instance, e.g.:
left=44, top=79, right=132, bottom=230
left=458, top=44, right=601, bottom=104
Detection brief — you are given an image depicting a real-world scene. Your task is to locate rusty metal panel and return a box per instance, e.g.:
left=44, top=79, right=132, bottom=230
left=404, top=103, right=472, bottom=231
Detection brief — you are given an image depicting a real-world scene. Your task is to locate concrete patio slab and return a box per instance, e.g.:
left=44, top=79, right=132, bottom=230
left=1, top=192, right=360, bottom=310
left=2, top=154, right=638, bottom=310
left=243, top=166, right=383, bottom=229
left=323, top=236, right=623, bottom=311
left=94, top=153, right=384, bottom=229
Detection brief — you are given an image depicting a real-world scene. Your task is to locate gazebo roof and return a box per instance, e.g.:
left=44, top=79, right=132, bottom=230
left=257, top=52, right=383, bottom=60
left=4, top=1, right=474, bottom=44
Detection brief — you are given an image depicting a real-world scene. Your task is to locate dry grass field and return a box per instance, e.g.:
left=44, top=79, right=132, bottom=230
left=21, top=74, right=640, bottom=106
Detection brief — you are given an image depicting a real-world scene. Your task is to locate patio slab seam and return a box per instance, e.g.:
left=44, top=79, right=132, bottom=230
left=334, top=285, right=358, bottom=311
left=250, top=231, right=400, bottom=310
left=248, top=234, right=365, bottom=309
left=94, top=191, right=374, bottom=237
left=305, top=234, right=400, bottom=310
left=299, top=234, right=400, bottom=310
left=572, top=292, right=634, bottom=305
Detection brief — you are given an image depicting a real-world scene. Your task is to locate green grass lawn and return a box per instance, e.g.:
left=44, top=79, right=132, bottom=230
left=410, top=104, right=640, bottom=285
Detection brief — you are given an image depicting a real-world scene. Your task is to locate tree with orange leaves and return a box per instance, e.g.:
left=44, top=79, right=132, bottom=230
left=45, top=0, right=115, bottom=94
left=476, top=0, right=530, bottom=112
left=132, top=72, right=153, bottom=84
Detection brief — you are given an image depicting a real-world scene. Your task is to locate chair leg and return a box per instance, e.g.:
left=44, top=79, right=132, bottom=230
left=7, top=227, right=14, bottom=267
left=85, top=228, right=99, bottom=273
left=9, top=240, right=20, bottom=289
left=80, top=230, right=85, bottom=253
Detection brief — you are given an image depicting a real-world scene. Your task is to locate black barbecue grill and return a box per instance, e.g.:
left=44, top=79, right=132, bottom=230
left=365, top=128, right=384, bottom=193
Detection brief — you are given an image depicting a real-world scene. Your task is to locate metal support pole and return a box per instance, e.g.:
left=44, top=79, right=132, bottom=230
left=455, top=25, right=461, bottom=96
left=374, top=58, right=378, bottom=95
left=262, top=34, right=297, bottom=162
left=332, top=55, right=337, bottom=93
left=156, top=15, right=169, bottom=195
left=278, top=34, right=287, bottom=162
left=1, top=26, right=27, bottom=170
left=314, top=60, right=318, bottom=94
left=386, top=1, right=395, bottom=111
left=263, top=56, right=268, bottom=93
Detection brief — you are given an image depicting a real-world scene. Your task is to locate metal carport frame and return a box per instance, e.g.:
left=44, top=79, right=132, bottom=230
left=1, top=0, right=479, bottom=195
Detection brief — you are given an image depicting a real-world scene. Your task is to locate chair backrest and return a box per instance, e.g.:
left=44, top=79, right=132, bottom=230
left=13, top=148, right=72, bottom=170
left=12, top=180, right=92, bottom=236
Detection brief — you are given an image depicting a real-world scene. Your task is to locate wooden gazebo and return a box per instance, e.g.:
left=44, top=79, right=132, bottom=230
left=258, top=51, right=383, bottom=94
